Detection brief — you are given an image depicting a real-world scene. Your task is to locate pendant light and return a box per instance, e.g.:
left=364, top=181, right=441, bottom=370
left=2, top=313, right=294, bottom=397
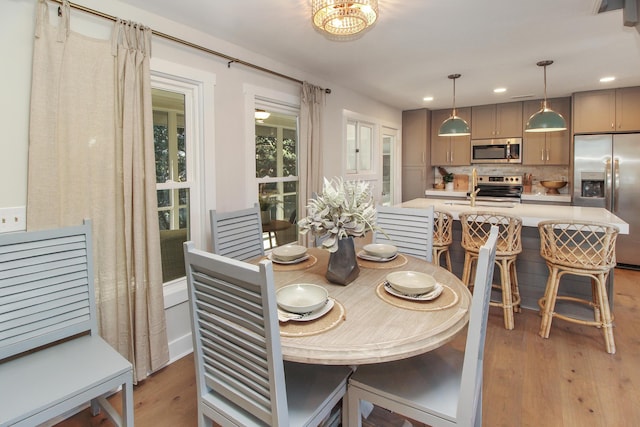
left=525, top=60, right=567, bottom=133
left=439, top=74, right=470, bottom=137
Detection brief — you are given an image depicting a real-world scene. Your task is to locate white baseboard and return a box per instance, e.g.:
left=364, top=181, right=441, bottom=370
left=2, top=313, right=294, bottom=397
left=168, top=331, right=193, bottom=363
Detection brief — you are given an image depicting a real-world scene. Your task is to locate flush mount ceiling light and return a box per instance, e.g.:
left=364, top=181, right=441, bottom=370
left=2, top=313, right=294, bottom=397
left=255, top=109, right=270, bottom=120
left=312, top=0, right=379, bottom=38
left=525, top=60, right=567, bottom=133
left=439, top=74, right=470, bottom=137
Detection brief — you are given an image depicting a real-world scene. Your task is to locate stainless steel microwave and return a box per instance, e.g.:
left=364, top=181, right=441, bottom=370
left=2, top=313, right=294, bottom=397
left=471, top=138, right=522, bottom=164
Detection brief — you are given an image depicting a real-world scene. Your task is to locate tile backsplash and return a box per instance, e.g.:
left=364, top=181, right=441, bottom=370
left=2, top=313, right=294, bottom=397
left=432, top=165, right=570, bottom=195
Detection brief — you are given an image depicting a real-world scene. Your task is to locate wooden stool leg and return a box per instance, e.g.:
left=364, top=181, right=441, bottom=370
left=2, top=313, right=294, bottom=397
left=462, top=252, right=473, bottom=287
left=539, top=266, right=560, bottom=339
left=498, top=258, right=514, bottom=330
left=595, top=272, right=616, bottom=354
left=444, top=248, right=452, bottom=273
left=507, top=258, right=521, bottom=313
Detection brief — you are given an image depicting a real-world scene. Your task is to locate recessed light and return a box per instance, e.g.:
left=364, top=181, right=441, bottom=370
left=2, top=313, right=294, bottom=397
left=493, top=88, right=507, bottom=93
left=599, top=76, right=615, bottom=83
left=423, top=96, right=434, bottom=102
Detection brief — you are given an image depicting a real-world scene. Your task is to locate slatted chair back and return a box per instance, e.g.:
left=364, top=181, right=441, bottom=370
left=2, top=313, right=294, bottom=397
left=374, top=205, right=434, bottom=262
left=184, top=242, right=288, bottom=425
left=210, top=203, right=265, bottom=261
left=0, top=221, right=97, bottom=358
left=457, top=226, right=498, bottom=425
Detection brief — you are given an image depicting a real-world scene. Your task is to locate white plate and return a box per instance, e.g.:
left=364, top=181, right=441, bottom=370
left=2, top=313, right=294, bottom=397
left=268, top=253, right=310, bottom=265
left=276, top=283, right=328, bottom=313
left=363, top=243, right=398, bottom=259
left=278, top=298, right=335, bottom=322
left=384, top=282, right=444, bottom=301
left=272, top=244, right=307, bottom=262
left=357, top=250, right=398, bottom=262
left=386, top=271, right=437, bottom=295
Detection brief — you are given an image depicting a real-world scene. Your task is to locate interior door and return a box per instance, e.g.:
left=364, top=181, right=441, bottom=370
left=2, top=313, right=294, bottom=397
left=381, top=127, right=399, bottom=206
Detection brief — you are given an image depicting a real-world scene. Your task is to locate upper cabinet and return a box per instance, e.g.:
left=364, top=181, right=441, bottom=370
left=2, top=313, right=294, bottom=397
left=573, top=87, right=640, bottom=133
left=471, top=102, right=523, bottom=139
left=430, top=108, right=471, bottom=166
left=522, top=97, right=571, bottom=165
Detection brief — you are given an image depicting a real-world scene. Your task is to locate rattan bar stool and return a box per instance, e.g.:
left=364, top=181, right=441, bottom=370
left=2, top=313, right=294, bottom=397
left=460, top=211, right=522, bottom=330
left=432, top=210, right=453, bottom=271
left=538, top=220, right=619, bottom=354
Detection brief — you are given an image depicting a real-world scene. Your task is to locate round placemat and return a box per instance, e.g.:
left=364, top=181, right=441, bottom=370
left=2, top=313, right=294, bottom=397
left=266, top=254, right=318, bottom=271
left=357, top=253, right=408, bottom=269
left=279, top=298, right=346, bottom=337
left=375, top=281, right=459, bottom=311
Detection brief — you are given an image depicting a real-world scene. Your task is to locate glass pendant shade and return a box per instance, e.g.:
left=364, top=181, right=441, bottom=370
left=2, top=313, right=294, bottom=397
left=525, top=107, right=566, bottom=132
left=525, top=60, right=566, bottom=133
left=439, top=74, right=470, bottom=137
left=439, top=115, right=470, bottom=136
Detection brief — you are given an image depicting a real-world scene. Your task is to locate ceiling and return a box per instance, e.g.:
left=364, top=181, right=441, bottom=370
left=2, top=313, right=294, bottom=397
left=123, top=0, right=640, bottom=111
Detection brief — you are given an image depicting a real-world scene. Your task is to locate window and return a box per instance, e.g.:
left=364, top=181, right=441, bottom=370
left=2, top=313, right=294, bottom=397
left=346, top=119, right=375, bottom=174
left=255, top=107, right=299, bottom=248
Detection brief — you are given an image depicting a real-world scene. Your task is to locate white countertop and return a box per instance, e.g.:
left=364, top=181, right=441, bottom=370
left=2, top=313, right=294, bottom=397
left=401, top=198, right=629, bottom=234
left=424, top=189, right=572, bottom=203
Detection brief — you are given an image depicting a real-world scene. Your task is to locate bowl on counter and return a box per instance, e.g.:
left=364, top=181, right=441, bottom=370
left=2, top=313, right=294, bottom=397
left=276, top=283, right=328, bottom=314
left=540, top=180, right=568, bottom=194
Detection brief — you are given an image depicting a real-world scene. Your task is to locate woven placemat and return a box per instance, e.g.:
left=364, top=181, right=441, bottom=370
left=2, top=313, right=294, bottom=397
left=375, top=281, right=459, bottom=311
left=357, top=253, right=408, bottom=269
left=263, top=255, right=318, bottom=271
left=279, top=299, right=346, bottom=337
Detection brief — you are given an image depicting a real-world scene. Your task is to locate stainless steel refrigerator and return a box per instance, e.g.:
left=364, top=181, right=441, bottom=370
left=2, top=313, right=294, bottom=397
left=573, top=134, right=640, bottom=267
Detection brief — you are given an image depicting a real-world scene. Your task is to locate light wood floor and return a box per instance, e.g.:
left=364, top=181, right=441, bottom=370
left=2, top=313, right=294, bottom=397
left=56, top=268, right=640, bottom=427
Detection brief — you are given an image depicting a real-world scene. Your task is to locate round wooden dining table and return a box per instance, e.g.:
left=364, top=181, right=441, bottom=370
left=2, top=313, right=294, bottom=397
left=269, top=247, right=472, bottom=366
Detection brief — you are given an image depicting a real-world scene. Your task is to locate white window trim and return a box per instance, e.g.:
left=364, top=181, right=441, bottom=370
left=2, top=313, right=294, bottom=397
left=151, top=58, right=216, bottom=302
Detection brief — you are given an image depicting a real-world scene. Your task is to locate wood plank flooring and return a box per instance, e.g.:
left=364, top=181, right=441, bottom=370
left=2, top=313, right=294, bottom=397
left=56, top=268, right=640, bottom=427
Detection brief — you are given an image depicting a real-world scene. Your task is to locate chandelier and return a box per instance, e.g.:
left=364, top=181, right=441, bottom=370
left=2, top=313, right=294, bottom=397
left=312, top=0, right=379, bottom=38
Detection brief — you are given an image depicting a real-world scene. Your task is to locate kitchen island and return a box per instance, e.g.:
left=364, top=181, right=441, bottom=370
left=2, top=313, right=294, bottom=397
left=400, top=198, right=629, bottom=312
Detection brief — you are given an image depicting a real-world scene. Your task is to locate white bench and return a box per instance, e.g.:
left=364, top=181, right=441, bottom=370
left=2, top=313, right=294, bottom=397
left=0, top=220, right=134, bottom=426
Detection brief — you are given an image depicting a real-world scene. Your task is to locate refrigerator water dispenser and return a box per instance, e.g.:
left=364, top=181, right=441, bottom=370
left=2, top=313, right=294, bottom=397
left=580, top=172, right=605, bottom=198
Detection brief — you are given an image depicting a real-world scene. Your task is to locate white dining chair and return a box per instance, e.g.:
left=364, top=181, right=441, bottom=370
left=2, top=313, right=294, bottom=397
left=183, top=242, right=353, bottom=427
left=210, top=203, right=265, bottom=261
left=347, top=226, right=499, bottom=427
left=374, top=205, right=435, bottom=262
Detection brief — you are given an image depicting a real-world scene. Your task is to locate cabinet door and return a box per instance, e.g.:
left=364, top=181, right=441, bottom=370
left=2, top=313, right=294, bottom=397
left=573, top=90, right=616, bottom=133
left=471, top=104, right=496, bottom=139
left=402, top=109, right=429, bottom=167
left=449, top=138, right=471, bottom=166
left=402, top=166, right=426, bottom=201
left=496, top=102, right=523, bottom=137
left=615, top=87, right=640, bottom=131
left=431, top=108, right=471, bottom=165
left=544, top=97, right=571, bottom=165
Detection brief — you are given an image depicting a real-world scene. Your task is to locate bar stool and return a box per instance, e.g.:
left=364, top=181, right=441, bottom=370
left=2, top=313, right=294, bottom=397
left=538, top=220, right=619, bottom=354
left=460, top=211, right=522, bottom=330
left=432, top=210, right=453, bottom=271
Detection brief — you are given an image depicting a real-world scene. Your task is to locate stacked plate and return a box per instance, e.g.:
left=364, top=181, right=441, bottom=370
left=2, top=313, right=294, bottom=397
left=385, top=271, right=443, bottom=301
left=271, top=244, right=308, bottom=264
left=358, top=243, right=398, bottom=262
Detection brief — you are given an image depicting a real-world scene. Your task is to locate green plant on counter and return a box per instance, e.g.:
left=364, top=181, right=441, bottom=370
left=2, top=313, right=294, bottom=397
left=442, top=173, right=454, bottom=183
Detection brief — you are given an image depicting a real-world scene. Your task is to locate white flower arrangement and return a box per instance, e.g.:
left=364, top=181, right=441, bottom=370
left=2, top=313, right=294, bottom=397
left=298, top=177, right=378, bottom=252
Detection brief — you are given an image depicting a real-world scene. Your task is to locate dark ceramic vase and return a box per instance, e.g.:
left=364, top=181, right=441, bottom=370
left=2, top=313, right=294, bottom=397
left=325, top=237, right=360, bottom=285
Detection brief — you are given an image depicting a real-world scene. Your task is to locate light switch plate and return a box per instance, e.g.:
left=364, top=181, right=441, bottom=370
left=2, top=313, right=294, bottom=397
left=0, top=206, right=26, bottom=233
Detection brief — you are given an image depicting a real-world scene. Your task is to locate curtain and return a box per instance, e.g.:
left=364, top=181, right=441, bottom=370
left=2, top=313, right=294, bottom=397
left=299, top=82, right=326, bottom=245
left=27, top=0, right=169, bottom=382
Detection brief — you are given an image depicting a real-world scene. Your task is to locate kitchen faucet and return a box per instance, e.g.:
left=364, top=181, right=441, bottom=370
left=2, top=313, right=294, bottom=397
left=470, top=168, right=481, bottom=207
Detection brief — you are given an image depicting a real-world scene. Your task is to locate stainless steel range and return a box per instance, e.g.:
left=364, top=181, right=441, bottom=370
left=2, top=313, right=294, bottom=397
left=470, top=175, right=523, bottom=202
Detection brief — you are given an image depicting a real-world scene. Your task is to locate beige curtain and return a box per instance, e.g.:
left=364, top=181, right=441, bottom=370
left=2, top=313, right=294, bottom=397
left=27, top=0, right=169, bottom=382
left=299, top=82, right=326, bottom=244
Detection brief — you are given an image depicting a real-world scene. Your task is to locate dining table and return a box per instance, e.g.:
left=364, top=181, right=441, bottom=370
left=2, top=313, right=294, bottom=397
left=262, top=246, right=472, bottom=366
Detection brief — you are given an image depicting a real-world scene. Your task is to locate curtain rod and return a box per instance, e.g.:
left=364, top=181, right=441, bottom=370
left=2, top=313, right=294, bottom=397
left=52, top=0, right=331, bottom=94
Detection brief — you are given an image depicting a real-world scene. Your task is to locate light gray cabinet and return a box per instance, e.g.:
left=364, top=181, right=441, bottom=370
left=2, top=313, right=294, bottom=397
left=471, top=102, right=523, bottom=139
left=522, top=97, right=571, bottom=165
left=402, top=109, right=432, bottom=201
left=430, top=108, right=471, bottom=166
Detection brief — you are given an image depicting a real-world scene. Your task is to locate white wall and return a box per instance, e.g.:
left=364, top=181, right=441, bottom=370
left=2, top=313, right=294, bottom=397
left=1, top=0, right=401, bottom=361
